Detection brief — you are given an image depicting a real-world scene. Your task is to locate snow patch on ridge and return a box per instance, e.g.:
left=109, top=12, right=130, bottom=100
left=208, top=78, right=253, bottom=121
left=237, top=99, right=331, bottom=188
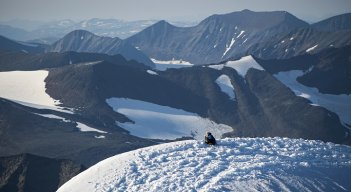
left=226, top=55, right=264, bottom=77
left=146, top=70, right=158, bottom=75
left=106, top=98, right=232, bottom=140
left=237, top=30, right=245, bottom=38
left=76, top=122, right=107, bottom=134
left=58, top=138, right=351, bottom=192
left=208, top=64, right=224, bottom=70
left=306, top=44, right=318, bottom=52
left=151, top=58, right=193, bottom=71
left=208, top=56, right=264, bottom=78
left=215, top=75, right=236, bottom=100
left=222, top=37, right=235, bottom=57
left=35, top=113, right=108, bottom=134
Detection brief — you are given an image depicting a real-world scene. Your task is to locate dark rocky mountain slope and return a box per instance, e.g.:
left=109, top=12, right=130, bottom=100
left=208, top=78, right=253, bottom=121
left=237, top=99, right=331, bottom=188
left=0, top=50, right=147, bottom=72
left=0, top=35, right=44, bottom=53
left=312, top=13, right=351, bottom=32
left=257, top=45, right=351, bottom=94
left=0, top=153, right=84, bottom=192
left=47, top=30, right=154, bottom=67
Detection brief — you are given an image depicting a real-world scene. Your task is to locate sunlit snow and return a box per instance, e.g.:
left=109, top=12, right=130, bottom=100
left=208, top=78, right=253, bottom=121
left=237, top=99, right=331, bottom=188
left=222, top=37, right=235, bottom=57
left=226, top=55, right=264, bottom=77
left=208, top=56, right=264, bottom=78
left=274, top=70, right=351, bottom=126
left=0, top=70, right=72, bottom=113
left=76, top=122, right=108, bottom=134
left=35, top=113, right=71, bottom=122
left=215, top=75, right=236, bottom=100
left=242, top=38, right=248, bottom=44
left=58, top=138, right=351, bottom=192
left=237, top=30, right=245, bottom=38
left=35, top=113, right=108, bottom=134
left=208, top=64, right=224, bottom=70
left=106, top=98, right=232, bottom=140
left=306, top=44, right=318, bottom=52
left=146, top=70, right=158, bottom=75
left=151, top=58, right=194, bottom=71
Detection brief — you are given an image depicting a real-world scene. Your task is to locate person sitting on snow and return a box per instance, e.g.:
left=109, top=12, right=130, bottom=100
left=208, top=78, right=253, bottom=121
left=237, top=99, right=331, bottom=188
left=205, top=132, right=216, bottom=145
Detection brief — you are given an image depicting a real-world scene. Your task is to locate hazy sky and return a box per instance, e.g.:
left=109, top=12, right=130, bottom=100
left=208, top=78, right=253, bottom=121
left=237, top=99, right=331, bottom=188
left=0, top=0, right=350, bottom=23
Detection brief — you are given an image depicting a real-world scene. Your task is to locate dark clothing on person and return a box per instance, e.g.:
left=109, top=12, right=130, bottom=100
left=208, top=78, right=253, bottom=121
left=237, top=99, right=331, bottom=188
left=205, top=132, right=216, bottom=145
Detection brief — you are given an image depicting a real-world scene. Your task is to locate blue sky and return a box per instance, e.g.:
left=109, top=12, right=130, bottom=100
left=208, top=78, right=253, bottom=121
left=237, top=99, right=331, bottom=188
left=0, top=0, right=350, bottom=22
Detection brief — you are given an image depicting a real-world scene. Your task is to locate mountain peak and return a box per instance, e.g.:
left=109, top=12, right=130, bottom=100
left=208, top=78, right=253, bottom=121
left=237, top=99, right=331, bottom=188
left=200, top=10, right=308, bottom=31
left=241, top=9, right=253, bottom=12
left=65, top=29, right=96, bottom=37
left=153, top=20, right=174, bottom=28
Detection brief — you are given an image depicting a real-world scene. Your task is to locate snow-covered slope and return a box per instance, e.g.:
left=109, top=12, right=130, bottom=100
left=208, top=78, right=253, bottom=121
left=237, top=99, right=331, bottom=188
left=58, top=138, right=351, bottom=192
left=106, top=98, right=232, bottom=140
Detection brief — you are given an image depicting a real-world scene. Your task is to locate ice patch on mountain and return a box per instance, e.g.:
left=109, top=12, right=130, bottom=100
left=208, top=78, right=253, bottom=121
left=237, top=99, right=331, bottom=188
left=106, top=98, right=232, bottom=140
left=306, top=44, right=318, bottom=52
left=35, top=113, right=108, bottom=134
left=208, top=56, right=264, bottom=78
left=237, top=30, right=245, bottom=38
left=215, top=75, right=236, bottom=100
left=222, top=37, right=235, bottom=57
left=151, top=58, right=193, bottom=71
left=226, top=55, right=264, bottom=77
left=146, top=70, right=158, bottom=75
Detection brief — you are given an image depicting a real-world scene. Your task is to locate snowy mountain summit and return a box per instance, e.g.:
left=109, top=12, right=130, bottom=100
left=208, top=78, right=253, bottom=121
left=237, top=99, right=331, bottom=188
left=58, top=138, right=351, bottom=192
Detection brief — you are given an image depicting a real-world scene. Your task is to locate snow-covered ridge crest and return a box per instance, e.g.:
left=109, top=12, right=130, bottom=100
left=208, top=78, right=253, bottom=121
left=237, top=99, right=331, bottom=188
left=209, top=55, right=264, bottom=78
left=58, top=137, right=351, bottom=192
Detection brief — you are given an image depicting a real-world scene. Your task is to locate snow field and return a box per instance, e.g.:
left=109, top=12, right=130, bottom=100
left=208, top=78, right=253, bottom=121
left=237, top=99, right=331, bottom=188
left=0, top=70, right=73, bottom=113
left=58, top=137, right=351, bottom=192
left=106, top=98, right=232, bottom=140
left=0, top=70, right=59, bottom=106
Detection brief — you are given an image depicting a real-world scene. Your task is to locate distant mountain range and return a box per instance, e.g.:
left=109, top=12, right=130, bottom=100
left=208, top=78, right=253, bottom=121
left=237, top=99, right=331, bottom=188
left=0, top=18, right=197, bottom=42
left=127, top=10, right=351, bottom=64
left=0, top=35, right=45, bottom=53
